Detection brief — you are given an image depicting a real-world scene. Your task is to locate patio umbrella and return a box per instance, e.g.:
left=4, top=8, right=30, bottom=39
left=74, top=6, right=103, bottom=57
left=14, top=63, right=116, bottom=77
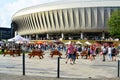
left=53, top=40, right=64, bottom=44
left=65, top=41, right=71, bottom=45
left=76, top=41, right=82, bottom=44
left=93, top=42, right=101, bottom=47
left=84, top=41, right=92, bottom=45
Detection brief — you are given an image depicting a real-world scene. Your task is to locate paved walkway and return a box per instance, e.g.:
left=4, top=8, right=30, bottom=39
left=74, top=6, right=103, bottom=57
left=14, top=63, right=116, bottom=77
left=0, top=73, right=120, bottom=80
left=0, top=50, right=120, bottom=79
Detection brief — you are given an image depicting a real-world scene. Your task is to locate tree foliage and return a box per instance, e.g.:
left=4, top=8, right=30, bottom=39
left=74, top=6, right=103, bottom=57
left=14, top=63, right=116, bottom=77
left=107, top=9, right=120, bottom=38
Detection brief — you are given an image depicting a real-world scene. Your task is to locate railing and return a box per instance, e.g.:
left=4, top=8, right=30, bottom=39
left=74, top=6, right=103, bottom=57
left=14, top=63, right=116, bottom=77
left=22, top=53, right=61, bottom=78
left=118, top=60, right=120, bottom=77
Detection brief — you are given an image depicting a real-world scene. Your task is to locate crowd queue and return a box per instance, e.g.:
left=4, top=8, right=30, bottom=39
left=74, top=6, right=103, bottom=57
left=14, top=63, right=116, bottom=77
left=65, top=41, right=120, bottom=64
left=0, top=41, right=120, bottom=65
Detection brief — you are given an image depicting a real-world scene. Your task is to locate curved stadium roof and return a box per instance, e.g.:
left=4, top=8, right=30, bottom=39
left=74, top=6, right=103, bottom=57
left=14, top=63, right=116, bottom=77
left=13, top=0, right=120, bottom=17
left=12, top=0, right=120, bottom=37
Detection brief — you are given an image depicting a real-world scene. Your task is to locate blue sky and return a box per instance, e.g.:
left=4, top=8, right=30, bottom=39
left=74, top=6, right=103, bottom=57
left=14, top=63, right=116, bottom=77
left=0, top=0, right=61, bottom=28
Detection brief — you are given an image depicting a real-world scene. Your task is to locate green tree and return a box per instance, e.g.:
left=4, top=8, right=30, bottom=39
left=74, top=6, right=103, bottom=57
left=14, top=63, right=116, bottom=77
left=107, top=9, right=120, bottom=38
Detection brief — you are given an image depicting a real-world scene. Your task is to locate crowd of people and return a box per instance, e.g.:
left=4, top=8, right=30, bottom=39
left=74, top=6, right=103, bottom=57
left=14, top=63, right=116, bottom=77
left=0, top=41, right=120, bottom=65
left=65, top=41, right=120, bottom=65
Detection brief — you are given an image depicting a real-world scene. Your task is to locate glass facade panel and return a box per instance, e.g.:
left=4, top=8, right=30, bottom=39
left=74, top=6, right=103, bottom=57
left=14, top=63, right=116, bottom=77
left=0, top=28, right=13, bottom=40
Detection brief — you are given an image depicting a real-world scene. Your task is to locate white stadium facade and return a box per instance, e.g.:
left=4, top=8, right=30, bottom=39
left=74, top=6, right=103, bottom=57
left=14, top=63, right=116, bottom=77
left=11, top=0, right=120, bottom=40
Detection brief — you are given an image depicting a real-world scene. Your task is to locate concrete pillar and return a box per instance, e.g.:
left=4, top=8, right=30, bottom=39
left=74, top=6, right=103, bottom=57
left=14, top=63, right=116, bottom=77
left=24, top=35, right=27, bottom=38
left=61, top=33, right=64, bottom=39
left=46, top=34, right=49, bottom=40
left=29, top=35, right=31, bottom=40
left=81, top=32, right=83, bottom=40
left=36, top=34, right=39, bottom=40
left=26, top=35, right=29, bottom=39
left=15, top=31, right=18, bottom=36
left=102, top=32, right=105, bottom=40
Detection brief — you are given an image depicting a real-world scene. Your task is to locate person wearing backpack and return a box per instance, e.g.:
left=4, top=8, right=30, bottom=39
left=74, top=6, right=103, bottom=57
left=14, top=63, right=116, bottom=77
left=102, top=46, right=108, bottom=62
left=107, top=45, right=112, bottom=61
left=111, top=46, right=117, bottom=61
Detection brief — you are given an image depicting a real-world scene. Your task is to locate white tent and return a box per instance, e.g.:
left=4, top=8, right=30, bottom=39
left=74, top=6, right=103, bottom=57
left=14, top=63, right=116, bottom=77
left=8, top=35, right=29, bottom=42
left=76, top=41, right=82, bottom=44
left=8, top=38, right=15, bottom=42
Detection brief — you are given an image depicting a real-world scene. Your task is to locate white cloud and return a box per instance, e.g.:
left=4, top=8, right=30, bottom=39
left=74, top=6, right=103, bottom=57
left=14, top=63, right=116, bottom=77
left=0, top=0, right=61, bottom=28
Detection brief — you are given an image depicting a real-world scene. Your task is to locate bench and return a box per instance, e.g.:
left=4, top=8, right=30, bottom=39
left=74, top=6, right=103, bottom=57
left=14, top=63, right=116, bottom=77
left=28, top=49, right=44, bottom=59
left=50, top=50, right=62, bottom=58
left=3, top=49, right=21, bottom=57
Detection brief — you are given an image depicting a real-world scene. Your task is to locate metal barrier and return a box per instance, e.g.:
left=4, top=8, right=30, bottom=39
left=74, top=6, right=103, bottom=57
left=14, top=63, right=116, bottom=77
left=22, top=52, right=25, bottom=75
left=21, top=44, right=27, bottom=76
left=57, top=57, right=60, bottom=78
left=15, top=55, right=120, bottom=78
left=22, top=54, right=61, bottom=78
left=118, top=60, right=120, bottom=77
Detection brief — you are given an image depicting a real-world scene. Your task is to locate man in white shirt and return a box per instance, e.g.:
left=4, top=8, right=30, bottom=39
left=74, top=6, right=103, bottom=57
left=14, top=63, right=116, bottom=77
left=107, top=46, right=112, bottom=61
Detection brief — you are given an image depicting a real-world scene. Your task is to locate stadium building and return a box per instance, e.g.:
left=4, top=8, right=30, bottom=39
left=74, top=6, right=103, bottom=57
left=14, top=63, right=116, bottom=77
left=11, top=0, right=120, bottom=40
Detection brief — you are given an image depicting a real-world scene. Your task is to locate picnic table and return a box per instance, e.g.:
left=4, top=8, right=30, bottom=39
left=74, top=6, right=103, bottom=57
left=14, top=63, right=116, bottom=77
left=80, top=51, right=88, bottom=59
left=50, top=49, right=62, bottom=58
left=3, top=49, right=21, bottom=57
left=28, top=49, right=44, bottom=59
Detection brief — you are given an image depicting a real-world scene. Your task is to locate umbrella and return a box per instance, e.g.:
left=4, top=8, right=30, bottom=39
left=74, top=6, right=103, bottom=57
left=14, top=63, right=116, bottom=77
left=65, top=41, right=71, bottom=45
left=53, top=40, right=64, bottom=44
left=84, top=41, right=92, bottom=45
left=35, top=41, right=43, bottom=44
left=76, top=41, right=82, bottom=44
left=93, top=43, right=101, bottom=46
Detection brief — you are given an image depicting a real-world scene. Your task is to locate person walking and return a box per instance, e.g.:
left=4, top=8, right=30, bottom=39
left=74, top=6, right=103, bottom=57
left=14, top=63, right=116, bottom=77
left=111, top=46, right=117, bottom=61
left=65, top=42, right=75, bottom=64
left=102, top=46, right=108, bottom=62
left=107, top=45, right=112, bottom=61
left=72, top=47, right=77, bottom=64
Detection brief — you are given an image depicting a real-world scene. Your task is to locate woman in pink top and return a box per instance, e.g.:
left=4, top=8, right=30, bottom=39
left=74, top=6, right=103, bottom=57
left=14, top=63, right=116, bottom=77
left=65, top=43, right=75, bottom=64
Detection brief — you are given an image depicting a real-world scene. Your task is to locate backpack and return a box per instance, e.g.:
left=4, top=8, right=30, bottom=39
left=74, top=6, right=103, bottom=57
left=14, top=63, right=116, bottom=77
left=103, top=48, right=107, bottom=54
left=112, top=48, right=116, bottom=53
left=106, top=48, right=108, bottom=54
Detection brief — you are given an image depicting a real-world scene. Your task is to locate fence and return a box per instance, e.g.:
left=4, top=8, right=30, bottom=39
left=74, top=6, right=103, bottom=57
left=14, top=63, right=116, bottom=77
left=118, top=60, right=120, bottom=77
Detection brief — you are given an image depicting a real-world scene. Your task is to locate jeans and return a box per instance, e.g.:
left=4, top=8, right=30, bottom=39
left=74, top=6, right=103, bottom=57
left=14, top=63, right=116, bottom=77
left=108, top=54, right=112, bottom=60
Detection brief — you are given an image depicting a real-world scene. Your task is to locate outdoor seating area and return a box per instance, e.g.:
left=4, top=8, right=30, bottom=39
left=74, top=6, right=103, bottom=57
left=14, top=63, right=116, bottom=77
left=0, top=38, right=120, bottom=61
